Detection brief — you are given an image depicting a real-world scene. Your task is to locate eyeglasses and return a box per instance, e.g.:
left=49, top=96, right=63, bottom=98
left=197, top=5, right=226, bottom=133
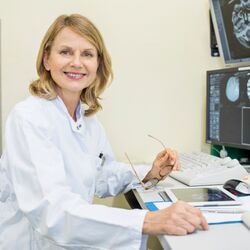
left=125, top=134, right=173, bottom=190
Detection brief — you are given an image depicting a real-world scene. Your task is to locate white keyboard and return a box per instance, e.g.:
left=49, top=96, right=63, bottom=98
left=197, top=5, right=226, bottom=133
left=170, top=152, right=248, bottom=186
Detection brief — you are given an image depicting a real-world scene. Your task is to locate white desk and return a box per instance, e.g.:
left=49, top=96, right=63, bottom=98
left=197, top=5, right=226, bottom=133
left=132, top=177, right=250, bottom=250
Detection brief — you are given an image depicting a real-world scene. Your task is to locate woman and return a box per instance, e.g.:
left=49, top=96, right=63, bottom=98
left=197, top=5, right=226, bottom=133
left=0, top=14, right=208, bottom=250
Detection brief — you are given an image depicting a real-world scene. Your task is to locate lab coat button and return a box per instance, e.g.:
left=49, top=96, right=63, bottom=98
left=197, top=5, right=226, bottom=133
left=76, top=124, right=82, bottom=130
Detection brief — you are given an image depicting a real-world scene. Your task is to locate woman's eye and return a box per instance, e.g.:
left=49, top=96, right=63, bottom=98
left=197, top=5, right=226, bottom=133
left=83, top=52, right=94, bottom=57
left=60, top=50, right=70, bottom=55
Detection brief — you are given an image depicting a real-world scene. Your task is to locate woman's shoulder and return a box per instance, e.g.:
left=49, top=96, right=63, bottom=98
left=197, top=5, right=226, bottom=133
left=14, top=96, right=49, bottom=110
left=9, top=96, right=53, bottom=125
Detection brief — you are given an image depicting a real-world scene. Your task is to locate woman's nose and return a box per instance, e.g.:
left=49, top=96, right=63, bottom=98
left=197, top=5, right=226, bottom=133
left=70, top=54, right=83, bottom=68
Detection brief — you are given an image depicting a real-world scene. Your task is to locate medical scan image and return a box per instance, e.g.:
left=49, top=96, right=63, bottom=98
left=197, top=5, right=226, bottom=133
left=226, top=76, right=240, bottom=102
left=232, top=0, right=250, bottom=48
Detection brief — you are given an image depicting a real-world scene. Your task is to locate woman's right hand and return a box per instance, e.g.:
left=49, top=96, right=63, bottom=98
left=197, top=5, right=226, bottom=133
left=142, top=200, right=208, bottom=236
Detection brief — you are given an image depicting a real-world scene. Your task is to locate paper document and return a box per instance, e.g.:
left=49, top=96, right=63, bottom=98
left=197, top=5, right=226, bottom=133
left=144, top=201, right=244, bottom=225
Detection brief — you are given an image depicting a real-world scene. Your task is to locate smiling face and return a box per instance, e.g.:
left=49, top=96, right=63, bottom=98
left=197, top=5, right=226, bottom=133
left=43, top=27, right=99, bottom=101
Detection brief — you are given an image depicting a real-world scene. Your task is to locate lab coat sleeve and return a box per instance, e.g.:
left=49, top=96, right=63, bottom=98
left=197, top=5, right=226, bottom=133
left=94, top=120, right=152, bottom=198
left=95, top=160, right=151, bottom=198
left=4, top=109, right=147, bottom=250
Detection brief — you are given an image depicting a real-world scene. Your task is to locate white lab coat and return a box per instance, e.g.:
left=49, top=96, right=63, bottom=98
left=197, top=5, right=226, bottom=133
left=0, top=96, right=150, bottom=250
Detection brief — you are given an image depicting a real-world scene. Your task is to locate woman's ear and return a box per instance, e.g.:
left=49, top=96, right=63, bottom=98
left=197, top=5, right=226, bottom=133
left=43, top=53, right=50, bottom=71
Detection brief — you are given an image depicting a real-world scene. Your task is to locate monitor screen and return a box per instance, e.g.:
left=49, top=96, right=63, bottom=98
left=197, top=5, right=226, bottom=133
left=210, top=0, right=250, bottom=66
left=206, top=66, right=250, bottom=150
left=170, top=187, right=234, bottom=203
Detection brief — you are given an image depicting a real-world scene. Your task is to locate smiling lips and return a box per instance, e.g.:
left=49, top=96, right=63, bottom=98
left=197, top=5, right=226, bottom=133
left=65, top=72, right=86, bottom=80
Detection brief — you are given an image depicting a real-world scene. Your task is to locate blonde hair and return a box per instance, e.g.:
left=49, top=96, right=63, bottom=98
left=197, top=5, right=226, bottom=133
left=30, top=14, right=113, bottom=116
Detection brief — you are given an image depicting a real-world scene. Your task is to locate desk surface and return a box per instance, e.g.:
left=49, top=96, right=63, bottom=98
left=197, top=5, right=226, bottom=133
left=132, top=177, right=250, bottom=250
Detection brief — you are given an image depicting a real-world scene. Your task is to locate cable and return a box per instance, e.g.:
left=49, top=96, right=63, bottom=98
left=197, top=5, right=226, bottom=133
left=213, top=147, right=221, bottom=155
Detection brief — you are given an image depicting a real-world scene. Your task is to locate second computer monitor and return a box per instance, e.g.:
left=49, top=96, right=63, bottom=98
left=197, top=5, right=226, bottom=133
left=206, top=66, right=250, bottom=150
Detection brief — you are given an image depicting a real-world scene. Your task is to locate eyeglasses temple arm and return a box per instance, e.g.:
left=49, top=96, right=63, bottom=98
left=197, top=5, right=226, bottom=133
left=148, top=134, right=167, bottom=150
left=124, top=152, right=146, bottom=189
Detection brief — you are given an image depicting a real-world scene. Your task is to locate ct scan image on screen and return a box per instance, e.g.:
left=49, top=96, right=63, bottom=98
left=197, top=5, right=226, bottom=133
left=210, top=0, right=250, bottom=65
left=170, top=187, right=234, bottom=203
left=223, top=0, right=250, bottom=59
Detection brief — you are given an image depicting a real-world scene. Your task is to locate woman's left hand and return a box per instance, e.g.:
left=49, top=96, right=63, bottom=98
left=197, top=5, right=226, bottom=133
left=143, top=149, right=180, bottom=182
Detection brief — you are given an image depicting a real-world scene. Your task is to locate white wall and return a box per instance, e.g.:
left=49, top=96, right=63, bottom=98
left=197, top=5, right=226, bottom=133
left=0, top=0, right=224, bottom=161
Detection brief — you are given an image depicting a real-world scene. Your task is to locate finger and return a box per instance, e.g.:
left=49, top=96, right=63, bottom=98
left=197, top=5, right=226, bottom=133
left=199, top=215, right=209, bottom=230
left=160, top=221, right=189, bottom=236
left=159, top=166, right=173, bottom=176
left=181, top=211, right=203, bottom=229
left=159, top=149, right=176, bottom=167
left=185, top=206, right=209, bottom=230
left=170, top=228, right=188, bottom=236
left=172, top=160, right=181, bottom=171
left=180, top=220, right=197, bottom=234
left=164, top=224, right=189, bottom=236
left=196, top=212, right=209, bottom=230
left=170, top=215, right=197, bottom=234
left=154, top=153, right=171, bottom=170
left=155, top=150, right=179, bottom=174
left=171, top=151, right=181, bottom=171
left=172, top=209, right=208, bottom=233
left=168, top=150, right=179, bottom=165
left=156, top=150, right=170, bottom=160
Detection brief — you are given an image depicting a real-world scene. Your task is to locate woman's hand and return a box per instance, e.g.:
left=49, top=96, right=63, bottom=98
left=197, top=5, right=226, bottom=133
left=143, top=201, right=209, bottom=236
left=143, top=149, right=180, bottom=182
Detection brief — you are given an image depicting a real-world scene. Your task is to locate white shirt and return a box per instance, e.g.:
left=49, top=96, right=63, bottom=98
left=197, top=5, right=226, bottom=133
left=0, top=96, right=150, bottom=250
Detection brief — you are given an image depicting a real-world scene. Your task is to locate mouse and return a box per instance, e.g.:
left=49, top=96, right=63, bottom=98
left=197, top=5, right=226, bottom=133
left=223, top=179, right=250, bottom=196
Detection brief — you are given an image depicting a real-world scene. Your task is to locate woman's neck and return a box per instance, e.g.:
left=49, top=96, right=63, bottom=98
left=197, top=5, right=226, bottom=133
left=57, top=89, right=80, bottom=121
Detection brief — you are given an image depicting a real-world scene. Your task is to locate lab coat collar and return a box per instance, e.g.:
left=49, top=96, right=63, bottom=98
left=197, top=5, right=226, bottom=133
left=53, top=96, right=86, bottom=135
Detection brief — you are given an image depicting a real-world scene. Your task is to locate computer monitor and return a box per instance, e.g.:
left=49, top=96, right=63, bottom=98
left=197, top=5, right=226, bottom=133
left=206, top=66, right=250, bottom=150
left=210, top=0, right=250, bottom=66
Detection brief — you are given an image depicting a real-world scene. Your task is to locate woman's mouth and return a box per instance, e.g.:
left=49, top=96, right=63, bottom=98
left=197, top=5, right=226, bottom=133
left=65, top=72, right=86, bottom=80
